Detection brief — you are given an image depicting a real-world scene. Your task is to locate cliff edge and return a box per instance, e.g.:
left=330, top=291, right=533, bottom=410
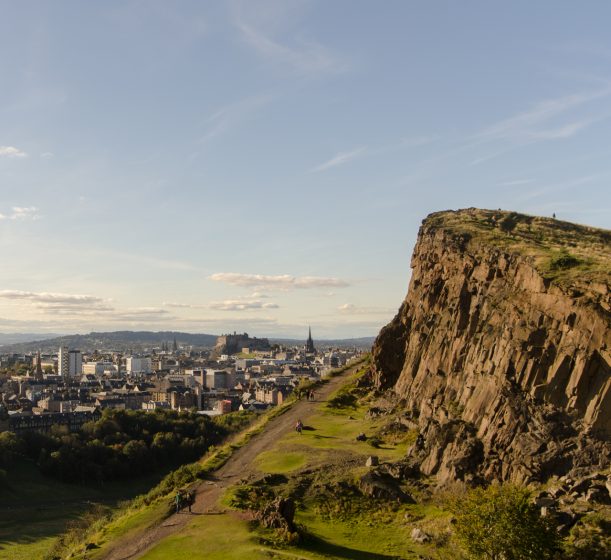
left=371, top=208, right=610, bottom=484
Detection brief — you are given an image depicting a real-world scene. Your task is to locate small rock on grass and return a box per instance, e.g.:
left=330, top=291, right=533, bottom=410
left=411, top=527, right=430, bottom=543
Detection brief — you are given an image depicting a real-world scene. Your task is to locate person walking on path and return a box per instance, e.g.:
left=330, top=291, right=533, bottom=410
left=185, top=491, right=194, bottom=513
left=175, top=490, right=183, bottom=514
left=295, top=419, right=303, bottom=434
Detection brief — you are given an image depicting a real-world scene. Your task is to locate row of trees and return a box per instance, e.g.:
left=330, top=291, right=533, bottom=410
left=0, top=408, right=254, bottom=483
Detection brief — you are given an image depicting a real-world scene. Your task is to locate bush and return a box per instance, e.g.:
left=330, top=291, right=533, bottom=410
left=448, top=483, right=559, bottom=560
left=563, top=511, right=611, bottom=560
left=549, top=251, right=581, bottom=271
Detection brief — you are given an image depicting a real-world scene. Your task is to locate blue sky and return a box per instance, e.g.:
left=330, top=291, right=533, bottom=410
left=1, top=1, right=610, bottom=338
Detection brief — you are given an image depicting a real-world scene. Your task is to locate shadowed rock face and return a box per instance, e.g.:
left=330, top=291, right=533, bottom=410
left=372, top=209, right=610, bottom=485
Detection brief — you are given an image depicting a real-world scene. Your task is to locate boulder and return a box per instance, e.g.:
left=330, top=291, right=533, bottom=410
left=410, top=528, right=430, bottom=544
left=585, top=485, right=611, bottom=505
left=356, top=432, right=367, bottom=442
left=359, top=471, right=415, bottom=503
left=534, top=492, right=556, bottom=508
left=255, top=497, right=296, bottom=532
left=366, top=456, right=379, bottom=467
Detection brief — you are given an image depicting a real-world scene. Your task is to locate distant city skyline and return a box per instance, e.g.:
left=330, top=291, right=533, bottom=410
left=1, top=1, right=611, bottom=338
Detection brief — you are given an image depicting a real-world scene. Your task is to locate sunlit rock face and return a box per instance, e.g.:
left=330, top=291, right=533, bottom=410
left=371, top=208, right=610, bottom=484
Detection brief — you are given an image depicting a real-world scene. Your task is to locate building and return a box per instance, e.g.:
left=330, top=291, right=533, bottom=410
left=58, top=347, right=82, bottom=377
left=205, top=369, right=235, bottom=389
left=125, top=357, right=152, bottom=375
left=83, top=361, right=117, bottom=376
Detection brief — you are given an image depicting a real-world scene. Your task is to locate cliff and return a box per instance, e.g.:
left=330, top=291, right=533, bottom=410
left=371, top=208, right=610, bottom=485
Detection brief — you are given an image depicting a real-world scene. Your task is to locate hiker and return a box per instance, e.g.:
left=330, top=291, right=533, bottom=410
left=186, top=490, right=194, bottom=513
left=309, top=389, right=315, bottom=401
left=295, top=419, right=303, bottom=434
left=175, top=490, right=183, bottom=513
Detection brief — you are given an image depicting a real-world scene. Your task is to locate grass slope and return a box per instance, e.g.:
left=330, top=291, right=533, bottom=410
left=141, top=365, right=457, bottom=560
left=0, top=461, right=165, bottom=560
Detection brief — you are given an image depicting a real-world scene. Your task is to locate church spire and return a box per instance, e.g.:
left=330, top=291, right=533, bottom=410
left=306, top=326, right=315, bottom=353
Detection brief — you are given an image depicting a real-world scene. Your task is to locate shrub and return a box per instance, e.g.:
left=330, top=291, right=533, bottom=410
left=549, top=251, right=581, bottom=271
left=448, top=483, right=559, bottom=560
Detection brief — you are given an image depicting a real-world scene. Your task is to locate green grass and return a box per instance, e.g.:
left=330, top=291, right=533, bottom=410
left=0, top=460, right=165, bottom=560
left=255, top=450, right=307, bottom=473
left=425, top=208, right=611, bottom=287
left=296, top=502, right=455, bottom=560
left=140, top=512, right=271, bottom=560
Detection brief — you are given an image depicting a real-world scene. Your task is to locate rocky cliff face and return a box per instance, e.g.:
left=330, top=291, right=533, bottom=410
left=371, top=209, right=610, bottom=485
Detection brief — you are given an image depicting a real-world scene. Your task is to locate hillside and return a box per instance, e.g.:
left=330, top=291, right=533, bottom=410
left=0, top=331, right=219, bottom=353
left=371, top=208, right=610, bottom=484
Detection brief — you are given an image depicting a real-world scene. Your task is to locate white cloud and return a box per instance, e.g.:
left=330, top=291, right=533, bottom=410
left=163, top=301, right=207, bottom=309
left=10, top=206, right=39, bottom=220
left=209, top=272, right=349, bottom=290
left=0, top=290, right=104, bottom=305
left=0, top=207, right=40, bottom=221
left=0, top=146, right=27, bottom=158
left=337, top=303, right=394, bottom=316
left=41, top=152, right=54, bottom=159
left=209, top=299, right=279, bottom=311
left=310, top=147, right=366, bottom=173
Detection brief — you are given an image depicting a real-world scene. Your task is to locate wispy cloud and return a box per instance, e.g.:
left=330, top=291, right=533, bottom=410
left=310, top=147, right=366, bottom=173
left=209, top=299, right=279, bottom=311
left=499, top=179, right=534, bottom=187
left=234, top=15, right=345, bottom=77
left=164, top=292, right=276, bottom=311
left=475, top=87, right=611, bottom=142
left=0, top=290, right=112, bottom=316
left=0, top=146, right=27, bottom=158
left=466, top=86, right=611, bottom=166
left=0, top=290, right=104, bottom=305
left=337, top=303, right=394, bottom=316
left=0, top=206, right=40, bottom=221
left=163, top=301, right=208, bottom=309
left=209, top=272, right=349, bottom=290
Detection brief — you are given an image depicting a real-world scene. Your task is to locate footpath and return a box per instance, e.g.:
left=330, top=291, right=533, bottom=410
left=101, top=361, right=364, bottom=560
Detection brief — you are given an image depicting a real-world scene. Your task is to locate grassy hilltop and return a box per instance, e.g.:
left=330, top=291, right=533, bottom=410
left=425, top=208, right=611, bottom=287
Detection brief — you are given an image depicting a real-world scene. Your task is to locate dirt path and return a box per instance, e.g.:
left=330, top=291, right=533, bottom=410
left=101, top=363, right=361, bottom=560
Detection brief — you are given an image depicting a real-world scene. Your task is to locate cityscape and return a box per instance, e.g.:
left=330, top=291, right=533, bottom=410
left=0, top=329, right=364, bottom=435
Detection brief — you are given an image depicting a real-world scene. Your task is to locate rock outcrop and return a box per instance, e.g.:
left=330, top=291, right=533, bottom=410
left=371, top=209, right=611, bottom=484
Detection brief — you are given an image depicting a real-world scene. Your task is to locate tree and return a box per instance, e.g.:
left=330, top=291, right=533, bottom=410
left=448, top=483, right=559, bottom=560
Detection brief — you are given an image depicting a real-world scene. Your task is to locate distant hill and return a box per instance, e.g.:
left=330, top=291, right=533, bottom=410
left=0, top=331, right=376, bottom=353
left=0, top=331, right=218, bottom=353
left=0, top=333, right=63, bottom=346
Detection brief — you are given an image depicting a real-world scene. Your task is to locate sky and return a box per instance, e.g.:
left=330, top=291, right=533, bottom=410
left=1, top=1, right=611, bottom=339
